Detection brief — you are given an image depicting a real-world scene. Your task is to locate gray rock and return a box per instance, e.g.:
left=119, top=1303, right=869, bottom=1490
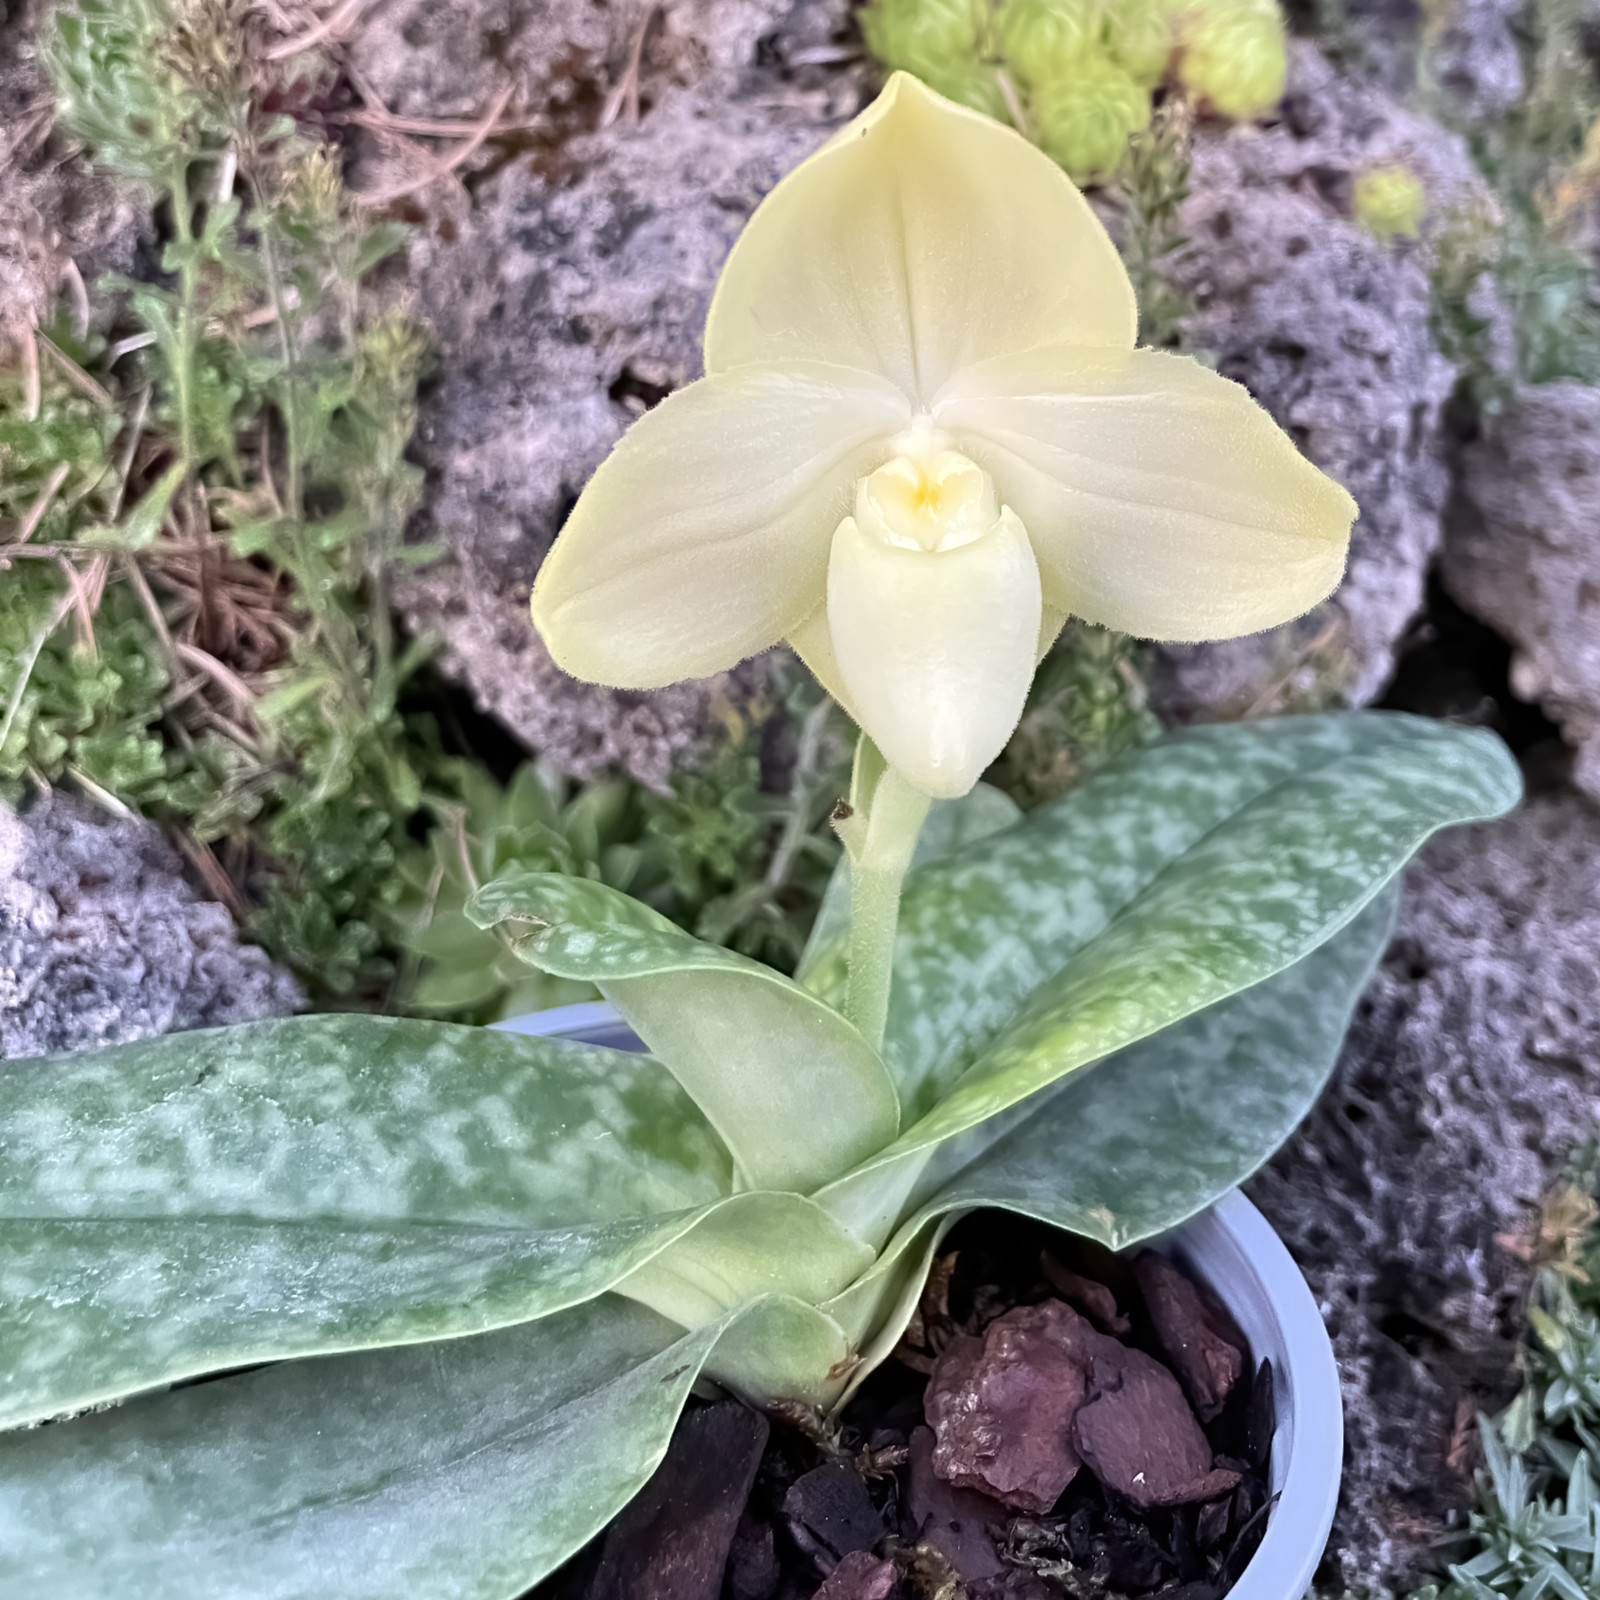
left=1249, top=789, right=1600, bottom=1595
left=0, top=793, right=301, bottom=1062
left=1307, top=0, right=1523, bottom=122
left=1151, top=45, right=1476, bottom=722
left=350, top=0, right=863, bottom=784
left=1425, top=0, right=1525, bottom=124
left=1445, top=382, right=1600, bottom=803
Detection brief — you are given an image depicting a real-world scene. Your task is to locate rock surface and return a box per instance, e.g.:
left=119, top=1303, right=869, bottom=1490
left=1444, top=382, right=1600, bottom=802
left=0, top=793, right=300, bottom=1062
left=1152, top=43, right=1476, bottom=721
left=1249, top=788, right=1600, bottom=1594
left=349, top=0, right=863, bottom=786
left=1425, top=0, right=1525, bottom=124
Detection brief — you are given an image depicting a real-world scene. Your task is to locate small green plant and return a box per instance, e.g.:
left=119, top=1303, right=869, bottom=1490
left=860, top=0, right=1290, bottom=183
left=5, top=0, right=425, bottom=997
left=5, top=0, right=860, bottom=1008
left=1423, top=0, right=1600, bottom=406
left=1402, top=1154, right=1600, bottom=1598
left=1353, top=162, right=1429, bottom=241
left=1108, top=97, right=1199, bottom=347
left=985, top=621, right=1160, bottom=810
left=394, top=670, right=854, bottom=1021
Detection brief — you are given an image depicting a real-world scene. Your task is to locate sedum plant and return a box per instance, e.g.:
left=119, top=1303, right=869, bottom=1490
left=0, top=75, right=1521, bottom=1599
left=861, top=0, right=1290, bottom=181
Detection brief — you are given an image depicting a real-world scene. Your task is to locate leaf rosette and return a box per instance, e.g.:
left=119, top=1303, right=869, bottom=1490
left=0, top=714, right=1519, bottom=1597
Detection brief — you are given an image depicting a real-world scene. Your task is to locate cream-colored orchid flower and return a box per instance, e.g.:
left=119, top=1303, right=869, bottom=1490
left=531, top=72, right=1357, bottom=799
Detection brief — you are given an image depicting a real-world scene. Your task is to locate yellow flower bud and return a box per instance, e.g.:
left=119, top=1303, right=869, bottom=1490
left=1031, top=56, right=1152, bottom=182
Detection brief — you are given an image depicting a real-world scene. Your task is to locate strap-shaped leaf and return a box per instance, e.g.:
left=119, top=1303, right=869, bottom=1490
left=0, top=1295, right=715, bottom=1600
left=812, top=713, right=1518, bottom=1230
left=822, top=887, right=1397, bottom=1366
left=0, top=1016, right=732, bottom=1429
left=468, top=873, right=900, bottom=1194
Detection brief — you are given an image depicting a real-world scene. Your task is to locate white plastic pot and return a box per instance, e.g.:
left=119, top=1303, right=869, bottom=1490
left=495, top=1001, right=1343, bottom=1600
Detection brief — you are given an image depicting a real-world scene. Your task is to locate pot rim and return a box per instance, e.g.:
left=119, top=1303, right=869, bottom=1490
left=494, top=1001, right=1343, bottom=1599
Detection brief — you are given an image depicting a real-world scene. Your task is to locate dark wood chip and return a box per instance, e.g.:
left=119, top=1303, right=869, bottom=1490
left=781, top=1462, right=885, bottom=1573
left=1041, top=1251, right=1130, bottom=1335
left=1131, top=1252, right=1245, bottom=1423
left=923, top=1304, right=1088, bottom=1512
left=809, top=1551, right=897, bottom=1600
left=1194, top=1492, right=1232, bottom=1550
left=904, top=1425, right=1010, bottom=1582
left=581, top=1400, right=768, bottom=1600
left=726, top=1511, right=780, bottom=1600
left=1071, top=1344, right=1242, bottom=1511
left=1244, top=1359, right=1276, bottom=1470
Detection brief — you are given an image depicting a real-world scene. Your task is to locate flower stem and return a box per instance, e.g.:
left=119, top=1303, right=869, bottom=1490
left=841, top=744, right=931, bottom=1052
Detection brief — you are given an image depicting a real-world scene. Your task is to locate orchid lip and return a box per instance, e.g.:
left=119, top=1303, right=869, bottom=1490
left=855, top=442, right=1000, bottom=555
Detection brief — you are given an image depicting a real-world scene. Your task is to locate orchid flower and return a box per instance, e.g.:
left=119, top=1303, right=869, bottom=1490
left=531, top=72, right=1356, bottom=800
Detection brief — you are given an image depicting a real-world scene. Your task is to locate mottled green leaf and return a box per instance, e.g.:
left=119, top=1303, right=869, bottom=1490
left=0, top=1295, right=714, bottom=1600
left=0, top=1015, right=731, bottom=1428
left=812, top=714, right=1518, bottom=1232
left=915, top=885, right=1398, bottom=1246
left=468, top=872, right=899, bottom=1193
left=823, top=887, right=1395, bottom=1379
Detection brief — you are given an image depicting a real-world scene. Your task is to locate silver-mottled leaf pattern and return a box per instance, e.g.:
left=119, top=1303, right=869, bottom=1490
left=815, top=714, right=1518, bottom=1206
left=0, top=1016, right=730, bottom=1427
left=0, top=1295, right=712, bottom=1600
left=468, top=872, right=899, bottom=1192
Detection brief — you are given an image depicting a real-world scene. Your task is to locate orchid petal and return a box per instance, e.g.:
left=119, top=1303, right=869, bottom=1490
left=531, top=363, right=911, bottom=688
left=936, top=346, right=1357, bottom=641
left=825, top=507, right=1042, bottom=798
left=704, top=73, right=1136, bottom=404
left=788, top=604, right=856, bottom=720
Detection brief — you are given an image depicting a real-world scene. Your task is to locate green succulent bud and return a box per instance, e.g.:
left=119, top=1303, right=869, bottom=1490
left=1173, top=0, right=1287, bottom=119
left=1031, top=54, right=1153, bottom=182
left=996, top=0, right=1102, bottom=87
left=926, top=58, right=1014, bottom=119
left=861, top=0, right=991, bottom=81
left=1352, top=162, right=1428, bottom=240
left=1108, top=0, right=1175, bottom=84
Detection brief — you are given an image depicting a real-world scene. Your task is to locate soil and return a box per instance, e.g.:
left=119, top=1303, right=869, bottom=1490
left=530, top=1210, right=1275, bottom=1600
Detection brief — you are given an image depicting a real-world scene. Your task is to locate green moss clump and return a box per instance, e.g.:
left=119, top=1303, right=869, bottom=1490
left=1171, top=0, right=1288, bottom=120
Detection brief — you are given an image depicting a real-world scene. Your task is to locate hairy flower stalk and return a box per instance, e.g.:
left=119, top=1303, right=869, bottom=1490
left=530, top=71, right=1358, bottom=1034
